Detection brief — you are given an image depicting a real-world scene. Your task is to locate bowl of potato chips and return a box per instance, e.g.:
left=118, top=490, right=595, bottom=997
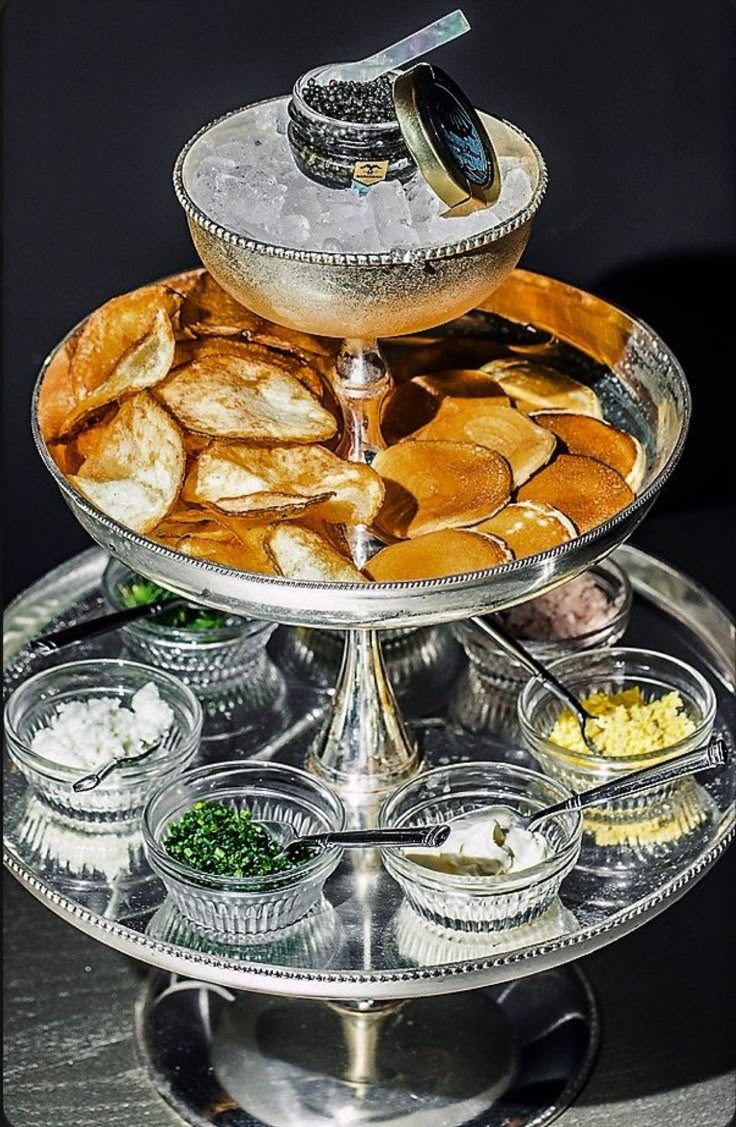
left=33, top=268, right=689, bottom=627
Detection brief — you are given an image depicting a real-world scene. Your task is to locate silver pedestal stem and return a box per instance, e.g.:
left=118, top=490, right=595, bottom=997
left=308, top=338, right=420, bottom=817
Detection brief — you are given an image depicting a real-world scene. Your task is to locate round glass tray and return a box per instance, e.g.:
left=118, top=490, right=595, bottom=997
left=3, top=545, right=734, bottom=1000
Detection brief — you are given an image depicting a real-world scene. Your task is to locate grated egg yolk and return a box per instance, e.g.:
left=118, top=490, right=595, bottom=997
left=548, top=687, right=696, bottom=758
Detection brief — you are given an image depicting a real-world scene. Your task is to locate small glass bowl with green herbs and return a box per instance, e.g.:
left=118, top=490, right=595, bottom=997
left=142, top=762, right=345, bottom=937
left=103, top=559, right=274, bottom=689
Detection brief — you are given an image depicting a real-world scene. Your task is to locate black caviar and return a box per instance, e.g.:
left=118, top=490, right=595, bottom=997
left=302, top=75, right=396, bottom=124
left=163, top=800, right=314, bottom=878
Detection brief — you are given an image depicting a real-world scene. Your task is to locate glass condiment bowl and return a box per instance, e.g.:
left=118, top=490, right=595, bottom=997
left=102, top=559, right=275, bottom=690
left=517, top=647, right=718, bottom=848
left=4, top=659, right=203, bottom=822
left=451, top=561, right=632, bottom=740
left=378, top=762, right=582, bottom=932
left=142, top=762, right=345, bottom=938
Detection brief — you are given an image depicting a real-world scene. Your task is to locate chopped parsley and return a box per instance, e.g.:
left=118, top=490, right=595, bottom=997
left=163, top=800, right=315, bottom=877
left=118, top=576, right=229, bottom=631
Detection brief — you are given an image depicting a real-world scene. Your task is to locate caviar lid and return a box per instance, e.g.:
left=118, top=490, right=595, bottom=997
left=393, top=62, right=501, bottom=213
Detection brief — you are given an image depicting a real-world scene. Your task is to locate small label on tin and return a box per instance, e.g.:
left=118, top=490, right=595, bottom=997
left=352, top=160, right=390, bottom=187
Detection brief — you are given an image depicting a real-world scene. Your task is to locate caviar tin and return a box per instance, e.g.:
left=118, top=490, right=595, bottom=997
left=287, top=66, right=414, bottom=191
left=287, top=61, right=501, bottom=204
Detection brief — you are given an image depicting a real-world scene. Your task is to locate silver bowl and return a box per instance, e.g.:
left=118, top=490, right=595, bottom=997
left=32, top=269, right=689, bottom=629
left=172, top=100, right=547, bottom=339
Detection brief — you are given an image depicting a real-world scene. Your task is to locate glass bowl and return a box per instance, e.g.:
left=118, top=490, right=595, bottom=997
left=378, top=762, right=582, bottom=932
left=451, top=560, right=632, bottom=739
left=4, top=659, right=203, bottom=822
left=102, top=558, right=275, bottom=689
left=517, top=647, right=718, bottom=847
left=142, top=762, right=345, bottom=938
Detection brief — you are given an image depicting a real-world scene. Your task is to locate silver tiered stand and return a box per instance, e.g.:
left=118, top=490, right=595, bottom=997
left=4, top=99, right=735, bottom=1125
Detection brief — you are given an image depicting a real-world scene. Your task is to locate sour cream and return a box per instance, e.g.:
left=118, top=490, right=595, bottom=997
left=405, top=806, right=550, bottom=877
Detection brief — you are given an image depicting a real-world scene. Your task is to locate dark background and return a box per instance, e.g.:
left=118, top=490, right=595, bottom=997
left=3, top=0, right=736, bottom=600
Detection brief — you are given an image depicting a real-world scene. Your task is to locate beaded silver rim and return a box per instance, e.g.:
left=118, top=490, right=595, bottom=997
left=4, top=822, right=733, bottom=997
left=172, top=96, right=549, bottom=267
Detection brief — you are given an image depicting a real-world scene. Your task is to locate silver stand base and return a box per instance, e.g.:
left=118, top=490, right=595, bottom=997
left=136, top=966, right=598, bottom=1127
left=307, top=629, right=420, bottom=822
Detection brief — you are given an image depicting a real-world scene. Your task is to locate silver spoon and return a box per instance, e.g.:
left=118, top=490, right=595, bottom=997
left=258, top=822, right=451, bottom=856
left=72, top=739, right=164, bottom=793
left=31, top=599, right=188, bottom=656
left=470, top=615, right=600, bottom=753
left=524, top=736, right=728, bottom=832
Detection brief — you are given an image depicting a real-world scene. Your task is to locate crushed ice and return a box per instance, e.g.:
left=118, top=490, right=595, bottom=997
left=186, top=99, right=535, bottom=254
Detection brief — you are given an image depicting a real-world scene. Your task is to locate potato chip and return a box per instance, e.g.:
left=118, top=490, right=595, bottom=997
left=69, top=392, right=185, bottom=533
left=183, top=432, right=212, bottom=460
left=366, top=529, right=513, bottom=581
left=372, top=440, right=511, bottom=539
left=179, top=272, right=264, bottom=337
left=37, top=333, right=81, bottom=442
left=169, top=336, right=325, bottom=400
left=517, top=454, right=634, bottom=533
left=474, top=501, right=576, bottom=558
left=482, top=359, right=603, bottom=418
left=172, top=527, right=277, bottom=574
left=156, top=354, right=336, bottom=443
left=532, top=411, right=646, bottom=491
left=184, top=443, right=384, bottom=526
left=155, top=517, right=225, bottom=541
left=159, top=268, right=205, bottom=302
left=266, top=524, right=366, bottom=583
left=47, top=441, right=83, bottom=476
left=74, top=408, right=119, bottom=459
left=409, top=402, right=556, bottom=486
left=206, top=492, right=334, bottom=521
left=168, top=503, right=213, bottom=523
left=204, top=513, right=280, bottom=570
left=62, top=288, right=179, bottom=433
left=382, top=370, right=509, bottom=444
left=415, top=369, right=510, bottom=400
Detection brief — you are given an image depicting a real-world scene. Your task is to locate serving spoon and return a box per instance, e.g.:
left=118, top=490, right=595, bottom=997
left=72, top=738, right=164, bottom=793
left=319, top=10, right=470, bottom=84
left=470, top=615, right=601, bottom=753
left=523, top=736, right=728, bottom=832
left=259, top=822, right=451, bottom=857
left=31, top=599, right=189, bottom=656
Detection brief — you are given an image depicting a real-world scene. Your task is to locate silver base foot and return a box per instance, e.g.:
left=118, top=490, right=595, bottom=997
left=136, top=966, right=599, bottom=1127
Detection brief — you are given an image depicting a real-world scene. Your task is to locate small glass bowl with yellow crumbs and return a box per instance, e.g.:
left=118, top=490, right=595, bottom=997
left=518, top=648, right=718, bottom=850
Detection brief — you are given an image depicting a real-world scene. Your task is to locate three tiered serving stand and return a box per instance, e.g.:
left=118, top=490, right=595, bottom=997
left=4, top=96, right=735, bottom=1126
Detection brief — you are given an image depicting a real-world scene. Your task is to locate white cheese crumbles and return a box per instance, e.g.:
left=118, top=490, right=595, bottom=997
left=31, top=682, right=173, bottom=770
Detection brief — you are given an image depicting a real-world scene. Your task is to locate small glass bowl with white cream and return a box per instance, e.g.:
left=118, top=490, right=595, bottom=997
left=379, top=762, right=582, bottom=932
left=4, top=659, right=203, bottom=822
